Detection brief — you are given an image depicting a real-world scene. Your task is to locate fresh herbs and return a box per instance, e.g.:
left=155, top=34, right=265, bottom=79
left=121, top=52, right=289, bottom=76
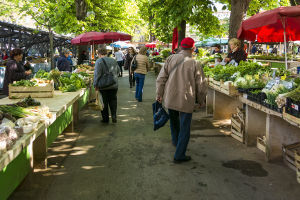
left=12, top=80, right=37, bottom=87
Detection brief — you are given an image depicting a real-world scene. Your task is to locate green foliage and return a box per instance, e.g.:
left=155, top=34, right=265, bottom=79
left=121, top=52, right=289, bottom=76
left=287, top=86, right=300, bottom=102
left=160, top=49, right=171, bottom=59
left=58, top=72, right=86, bottom=92
left=137, top=0, right=222, bottom=43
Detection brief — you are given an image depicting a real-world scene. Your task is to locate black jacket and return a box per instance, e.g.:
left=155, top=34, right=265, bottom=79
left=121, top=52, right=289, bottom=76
left=57, top=55, right=71, bottom=72
left=124, top=53, right=137, bottom=71
left=227, top=48, right=247, bottom=64
left=3, top=59, right=28, bottom=95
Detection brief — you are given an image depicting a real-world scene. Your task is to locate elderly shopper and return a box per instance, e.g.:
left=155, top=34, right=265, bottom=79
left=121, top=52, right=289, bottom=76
left=132, top=46, right=149, bottom=102
left=3, top=48, right=32, bottom=96
left=156, top=37, right=207, bottom=163
left=124, top=47, right=137, bottom=88
left=57, top=49, right=71, bottom=72
left=225, top=38, right=247, bottom=65
left=94, top=47, right=120, bottom=123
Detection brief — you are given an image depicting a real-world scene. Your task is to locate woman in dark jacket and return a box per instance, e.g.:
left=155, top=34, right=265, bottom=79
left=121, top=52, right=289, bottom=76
left=225, top=38, right=247, bottom=65
left=124, top=47, right=137, bottom=88
left=3, top=49, right=32, bottom=96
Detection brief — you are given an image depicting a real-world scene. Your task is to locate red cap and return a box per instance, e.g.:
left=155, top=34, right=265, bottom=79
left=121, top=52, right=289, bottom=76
left=181, top=37, right=195, bottom=49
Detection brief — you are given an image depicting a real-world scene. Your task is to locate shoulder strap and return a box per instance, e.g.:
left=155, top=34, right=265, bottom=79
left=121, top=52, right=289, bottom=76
left=102, top=58, right=109, bottom=73
left=168, top=57, right=185, bottom=76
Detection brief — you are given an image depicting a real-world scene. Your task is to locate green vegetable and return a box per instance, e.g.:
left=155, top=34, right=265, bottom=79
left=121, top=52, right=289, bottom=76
left=12, top=80, right=37, bottom=87
left=35, top=69, right=50, bottom=79
left=0, top=105, right=33, bottom=118
left=286, top=86, right=300, bottom=102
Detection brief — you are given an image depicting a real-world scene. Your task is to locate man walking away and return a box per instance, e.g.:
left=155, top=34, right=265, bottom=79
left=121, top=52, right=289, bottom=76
left=114, top=48, right=124, bottom=77
left=156, top=37, right=207, bottom=163
left=94, top=47, right=120, bottom=123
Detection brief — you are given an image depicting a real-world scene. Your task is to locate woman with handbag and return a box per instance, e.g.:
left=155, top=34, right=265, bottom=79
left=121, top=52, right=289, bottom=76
left=93, top=47, right=120, bottom=123
left=131, top=46, right=149, bottom=102
left=124, top=47, right=137, bottom=88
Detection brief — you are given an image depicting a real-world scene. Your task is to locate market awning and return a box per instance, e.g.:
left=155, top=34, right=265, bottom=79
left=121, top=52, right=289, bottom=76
left=237, top=6, right=300, bottom=43
left=71, top=31, right=132, bottom=45
left=195, top=38, right=228, bottom=47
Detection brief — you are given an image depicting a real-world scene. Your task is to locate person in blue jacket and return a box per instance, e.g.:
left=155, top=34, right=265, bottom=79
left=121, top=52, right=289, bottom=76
left=57, top=49, right=71, bottom=72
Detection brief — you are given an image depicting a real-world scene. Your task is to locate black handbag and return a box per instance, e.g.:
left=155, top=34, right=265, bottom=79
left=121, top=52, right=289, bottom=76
left=97, top=58, right=116, bottom=89
left=130, top=55, right=138, bottom=71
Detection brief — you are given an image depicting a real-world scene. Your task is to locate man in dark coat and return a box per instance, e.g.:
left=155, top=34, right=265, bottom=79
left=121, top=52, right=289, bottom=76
left=57, top=49, right=71, bottom=72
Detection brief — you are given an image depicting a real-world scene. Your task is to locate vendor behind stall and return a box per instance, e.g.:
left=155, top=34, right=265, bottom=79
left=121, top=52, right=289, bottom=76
left=3, top=48, right=32, bottom=96
left=57, top=49, right=71, bottom=72
left=212, top=44, right=223, bottom=54
left=224, top=38, right=246, bottom=65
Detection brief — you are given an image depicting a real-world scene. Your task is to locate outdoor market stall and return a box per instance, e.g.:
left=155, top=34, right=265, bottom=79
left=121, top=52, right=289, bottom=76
left=0, top=68, right=95, bottom=200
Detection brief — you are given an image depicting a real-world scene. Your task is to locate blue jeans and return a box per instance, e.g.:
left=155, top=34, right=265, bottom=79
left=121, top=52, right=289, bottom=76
left=168, top=109, right=192, bottom=160
left=134, top=73, right=145, bottom=102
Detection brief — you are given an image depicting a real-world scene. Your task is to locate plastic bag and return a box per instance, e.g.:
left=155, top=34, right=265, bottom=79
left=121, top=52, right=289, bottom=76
left=152, top=101, right=169, bottom=131
left=95, top=90, right=104, bottom=111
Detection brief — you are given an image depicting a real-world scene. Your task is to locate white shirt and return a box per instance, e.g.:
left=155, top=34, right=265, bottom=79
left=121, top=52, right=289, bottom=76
left=114, top=51, right=124, bottom=62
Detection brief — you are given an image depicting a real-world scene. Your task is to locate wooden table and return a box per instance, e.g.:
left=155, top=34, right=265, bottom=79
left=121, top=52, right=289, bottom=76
left=207, top=85, right=300, bottom=162
left=0, top=88, right=91, bottom=200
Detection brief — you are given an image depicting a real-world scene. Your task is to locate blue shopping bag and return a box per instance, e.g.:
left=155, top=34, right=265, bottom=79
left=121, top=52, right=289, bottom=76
left=152, top=101, right=169, bottom=131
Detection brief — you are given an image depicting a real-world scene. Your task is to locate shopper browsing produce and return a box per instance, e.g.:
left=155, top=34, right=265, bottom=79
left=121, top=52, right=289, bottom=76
left=225, top=38, right=247, bottom=65
left=124, top=47, right=137, bottom=88
left=57, top=49, right=71, bottom=72
left=94, top=47, right=120, bottom=123
left=3, top=48, right=32, bottom=96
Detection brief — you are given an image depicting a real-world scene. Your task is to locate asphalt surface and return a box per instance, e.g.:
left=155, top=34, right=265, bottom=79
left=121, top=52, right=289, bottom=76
left=10, top=71, right=300, bottom=200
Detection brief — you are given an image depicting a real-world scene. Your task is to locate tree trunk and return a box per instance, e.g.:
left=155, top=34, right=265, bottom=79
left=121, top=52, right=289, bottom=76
left=290, top=0, right=300, bottom=6
left=49, top=29, right=54, bottom=69
left=178, top=20, right=186, bottom=46
left=75, top=0, right=87, bottom=20
left=229, top=0, right=251, bottom=40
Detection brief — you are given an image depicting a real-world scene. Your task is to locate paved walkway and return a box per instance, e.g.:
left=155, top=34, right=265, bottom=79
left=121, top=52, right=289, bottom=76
left=10, top=71, right=300, bottom=200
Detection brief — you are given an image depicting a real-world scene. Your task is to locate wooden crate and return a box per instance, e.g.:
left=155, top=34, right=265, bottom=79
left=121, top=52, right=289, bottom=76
left=9, top=82, right=54, bottom=99
left=208, top=80, right=238, bottom=96
left=282, top=142, right=300, bottom=172
left=283, top=109, right=300, bottom=128
left=257, top=136, right=266, bottom=153
left=231, top=114, right=244, bottom=143
left=295, top=152, right=300, bottom=184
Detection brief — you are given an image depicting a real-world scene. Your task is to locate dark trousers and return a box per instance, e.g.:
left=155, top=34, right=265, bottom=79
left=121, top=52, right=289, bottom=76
left=129, top=73, right=135, bottom=88
left=168, top=109, right=192, bottom=160
left=100, top=89, right=118, bottom=122
left=117, top=61, right=123, bottom=76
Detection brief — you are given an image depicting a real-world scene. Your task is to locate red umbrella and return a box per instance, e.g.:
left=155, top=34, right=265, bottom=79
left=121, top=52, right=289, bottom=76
left=172, top=28, right=178, bottom=51
left=237, top=6, right=300, bottom=68
left=145, top=43, right=156, bottom=48
left=71, top=31, right=132, bottom=45
left=71, top=31, right=104, bottom=45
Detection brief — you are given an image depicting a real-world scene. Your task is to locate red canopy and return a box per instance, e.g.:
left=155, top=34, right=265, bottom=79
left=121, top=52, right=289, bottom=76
left=237, top=6, right=300, bottom=42
left=172, top=28, right=178, bottom=51
left=145, top=43, right=156, bottom=48
left=71, top=31, right=132, bottom=45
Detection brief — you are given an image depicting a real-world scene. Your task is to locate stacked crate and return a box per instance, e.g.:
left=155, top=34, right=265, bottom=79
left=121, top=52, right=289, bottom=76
left=282, top=142, right=300, bottom=183
left=231, top=107, right=245, bottom=143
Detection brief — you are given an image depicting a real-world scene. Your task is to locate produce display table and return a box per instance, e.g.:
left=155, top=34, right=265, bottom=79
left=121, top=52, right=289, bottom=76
left=207, top=85, right=300, bottom=162
left=0, top=88, right=91, bottom=200
left=248, top=59, right=300, bottom=69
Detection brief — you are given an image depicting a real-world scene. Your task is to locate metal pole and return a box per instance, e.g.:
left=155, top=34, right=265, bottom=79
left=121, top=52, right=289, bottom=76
left=282, top=17, right=288, bottom=69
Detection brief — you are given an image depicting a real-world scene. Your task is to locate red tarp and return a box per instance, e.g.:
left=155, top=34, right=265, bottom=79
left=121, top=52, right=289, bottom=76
left=172, top=28, right=178, bottom=51
left=71, top=31, right=132, bottom=45
left=237, top=6, right=300, bottom=42
left=145, top=43, right=156, bottom=48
